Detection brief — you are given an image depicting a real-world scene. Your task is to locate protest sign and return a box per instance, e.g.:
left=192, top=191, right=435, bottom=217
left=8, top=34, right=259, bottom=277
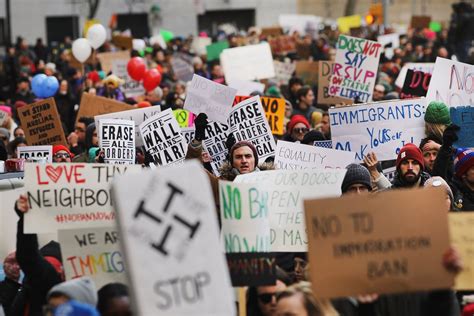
left=140, top=109, right=187, bottom=166
left=184, top=74, right=237, bottom=124
left=304, top=188, right=453, bottom=298
left=229, top=96, right=276, bottom=162
left=181, top=126, right=195, bottom=145
left=191, top=37, right=212, bottom=56
left=226, top=79, right=265, bottom=96
left=268, top=35, right=296, bottom=55
left=112, top=59, right=145, bottom=97
left=337, top=15, right=362, bottom=33
left=235, top=169, right=346, bottom=252
left=24, top=163, right=141, bottom=234
left=401, top=69, right=431, bottom=99
left=173, top=109, right=194, bottom=128
left=278, top=14, right=322, bottom=35
left=274, top=140, right=355, bottom=170
left=77, top=93, right=134, bottom=122
left=426, top=57, right=474, bottom=107
left=94, top=106, right=161, bottom=147
left=96, top=50, right=131, bottom=74
left=295, top=61, right=319, bottom=86
left=261, top=27, right=283, bottom=37
left=449, top=213, right=474, bottom=290
left=328, top=35, right=382, bottom=103
left=18, top=145, right=52, bottom=163
left=221, top=43, right=275, bottom=82
left=170, top=53, right=194, bottom=82
left=112, top=160, right=235, bottom=316
left=18, top=98, right=67, bottom=147
left=202, top=121, right=230, bottom=176
left=329, top=98, right=426, bottom=161
left=112, top=35, right=133, bottom=50
left=296, top=41, right=312, bottom=59
left=450, top=106, right=474, bottom=148
left=206, top=41, right=229, bottom=61
left=58, top=227, right=127, bottom=288
left=377, top=33, right=400, bottom=50
left=274, top=61, right=295, bottom=84
left=226, top=253, right=276, bottom=287
left=317, top=61, right=352, bottom=105
left=98, top=119, right=135, bottom=165
left=411, top=15, right=431, bottom=29
left=395, top=63, right=435, bottom=88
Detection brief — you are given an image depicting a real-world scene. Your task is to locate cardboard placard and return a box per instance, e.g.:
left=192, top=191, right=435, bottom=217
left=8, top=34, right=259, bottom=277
left=450, top=106, right=474, bottom=148
left=296, top=42, right=311, bottom=60
left=274, top=140, right=355, bottom=170
left=449, top=213, right=474, bottom=290
left=94, top=106, right=161, bottom=147
left=191, top=37, right=212, bottom=56
left=401, top=69, right=431, bottom=99
left=329, top=98, right=426, bottom=161
left=304, top=188, right=453, bottom=298
left=317, top=61, right=353, bottom=105
left=170, top=53, right=194, bottom=82
left=229, top=96, right=276, bottom=163
left=96, top=50, right=131, bottom=74
left=98, top=119, right=135, bottom=165
left=221, top=43, right=275, bottom=82
left=261, top=27, right=284, bottom=37
left=337, top=15, right=362, bottom=34
left=411, top=15, right=431, bottom=29
left=377, top=33, right=400, bottom=49
left=18, top=98, right=67, bottom=147
left=58, top=227, right=127, bottom=288
left=112, top=160, right=235, bottom=316
left=112, top=59, right=146, bottom=98
left=268, top=36, right=297, bottom=55
left=235, top=169, right=346, bottom=252
left=77, top=93, right=134, bottom=122
left=24, top=163, right=141, bottom=233
left=184, top=74, right=237, bottom=124
left=273, top=61, right=296, bottom=84
left=295, top=61, right=319, bottom=86
left=226, top=253, right=276, bottom=287
left=395, top=63, right=435, bottom=88
left=328, top=35, right=382, bottom=103
left=173, top=109, right=195, bottom=128
left=112, top=35, right=133, bottom=50
left=180, top=126, right=195, bottom=145
left=17, top=145, right=53, bottom=163
left=226, top=79, right=265, bottom=96
left=426, top=57, right=474, bottom=107
left=202, top=121, right=230, bottom=176
left=139, top=109, right=187, bottom=166
left=206, top=41, right=229, bottom=62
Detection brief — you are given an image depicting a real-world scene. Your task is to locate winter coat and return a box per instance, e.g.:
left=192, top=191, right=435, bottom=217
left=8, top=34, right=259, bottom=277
left=0, top=278, right=21, bottom=315
left=391, top=171, right=431, bottom=188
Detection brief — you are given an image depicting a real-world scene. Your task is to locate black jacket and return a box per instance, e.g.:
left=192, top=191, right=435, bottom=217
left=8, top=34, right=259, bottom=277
left=391, top=171, right=431, bottom=188
left=0, top=278, right=21, bottom=315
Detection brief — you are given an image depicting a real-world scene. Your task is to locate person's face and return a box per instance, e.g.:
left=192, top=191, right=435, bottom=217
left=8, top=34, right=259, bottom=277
left=291, top=122, right=309, bottom=142
left=276, top=293, right=308, bottom=316
left=400, top=159, right=421, bottom=184
left=294, top=257, right=307, bottom=282
left=291, top=83, right=302, bottom=94
left=321, top=115, right=330, bottom=136
left=463, top=166, right=474, bottom=186
left=14, top=128, right=25, bottom=138
left=18, top=81, right=29, bottom=92
left=53, top=150, right=72, bottom=163
left=232, top=146, right=256, bottom=174
left=302, top=90, right=314, bottom=106
left=44, top=295, right=69, bottom=316
left=175, top=84, right=185, bottom=95
left=3, top=252, right=20, bottom=280
left=0, top=134, right=9, bottom=147
left=75, top=122, right=86, bottom=142
left=422, top=142, right=439, bottom=171
left=373, top=87, right=385, bottom=101
left=346, top=183, right=369, bottom=195
left=102, top=296, right=132, bottom=316
left=257, top=280, right=287, bottom=316
left=92, top=128, right=99, bottom=147
left=212, top=65, right=223, bottom=77
left=59, top=80, right=68, bottom=94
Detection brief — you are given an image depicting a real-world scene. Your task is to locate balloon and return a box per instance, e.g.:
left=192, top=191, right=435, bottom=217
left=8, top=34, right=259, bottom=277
left=42, top=76, right=59, bottom=98
left=31, top=74, right=47, bottom=98
left=86, top=24, right=106, bottom=49
left=143, top=69, right=162, bottom=92
left=72, top=38, right=92, bottom=63
left=127, top=57, right=146, bottom=81
left=132, top=39, right=146, bottom=51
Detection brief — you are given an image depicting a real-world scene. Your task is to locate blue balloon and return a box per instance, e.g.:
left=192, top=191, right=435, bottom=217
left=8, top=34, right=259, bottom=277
left=43, top=76, right=59, bottom=98
left=31, top=74, right=47, bottom=98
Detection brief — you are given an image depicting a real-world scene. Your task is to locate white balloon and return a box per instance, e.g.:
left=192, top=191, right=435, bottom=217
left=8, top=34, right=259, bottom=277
left=72, top=38, right=92, bottom=63
left=132, top=39, right=146, bottom=51
left=87, top=24, right=107, bottom=49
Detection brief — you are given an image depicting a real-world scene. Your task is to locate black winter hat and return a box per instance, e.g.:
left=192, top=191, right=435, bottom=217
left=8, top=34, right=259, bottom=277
left=341, top=164, right=372, bottom=193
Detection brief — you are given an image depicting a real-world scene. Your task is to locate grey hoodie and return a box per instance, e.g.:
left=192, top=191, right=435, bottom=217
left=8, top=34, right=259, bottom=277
left=47, top=277, right=98, bottom=307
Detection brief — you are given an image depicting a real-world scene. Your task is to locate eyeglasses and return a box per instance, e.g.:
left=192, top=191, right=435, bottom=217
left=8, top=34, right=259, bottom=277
left=293, top=127, right=309, bottom=134
left=54, top=153, right=70, bottom=159
left=75, top=127, right=85, bottom=133
left=258, top=293, right=278, bottom=304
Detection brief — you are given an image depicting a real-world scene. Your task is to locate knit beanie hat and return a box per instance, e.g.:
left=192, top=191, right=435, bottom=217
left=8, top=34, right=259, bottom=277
left=454, top=148, right=474, bottom=178
left=396, top=143, right=424, bottom=169
left=424, top=176, right=454, bottom=203
left=53, top=145, right=73, bottom=158
left=288, top=115, right=310, bottom=133
left=48, top=277, right=98, bottom=306
left=341, top=164, right=372, bottom=193
left=229, top=141, right=259, bottom=167
left=424, top=101, right=451, bottom=125
left=301, top=130, right=326, bottom=145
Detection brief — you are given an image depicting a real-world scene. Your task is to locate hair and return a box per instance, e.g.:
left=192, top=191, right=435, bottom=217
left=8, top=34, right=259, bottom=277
left=78, top=117, right=94, bottom=128
left=424, top=122, right=446, bottom=143
left=97, top=283, right=129, bottom=314
left=419, top=136, right=441, bottom=151
left=296, top=86, right=312, bottom=102
left=277, top=282, right=339, bottom=316
left=289, top=77, right=304, bottom=88
left=13, top=126, right=23, bottom=137
left=8, top=137, right=27, bottom=158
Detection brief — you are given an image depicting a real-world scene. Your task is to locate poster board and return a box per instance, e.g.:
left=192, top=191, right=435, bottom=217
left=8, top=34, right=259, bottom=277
left=202, top=121, right=230, bottom=176
left=411, top=16, right=431, bottom=29
left=17, top=145, right=53, bottom=163
left=18, top=98, right=67, bottom=147
left=226, top=79, right=265, bottom=96
left=278, top=14, right=322, bottom=35
left=170, top=53, right=194, bottom=82
left=274, top=61, right=295, bottom=84
left=261, top=27, right=284, bottom=37
left=206, top=41, right=229, bottom=61
left=337, top=15, right=362, bottom=33
left=192, top=37, right=212, bottom=56
left=77, top=93, right=134, bottom=122
left=304, top=188, right=453, bottom=298
left=112, top=35, right=133, bottom=50
left=181, top=126, right=195, bottom=145
left=318, top=61, right=352, bottom=105
left=98, top=119, right=135, bottom=165
left=96, top=50, right=131, bottom=74
left=395, top=63, right=435, bottom=88
left=450, top=106, right=474, bottom=148
left=112, top=59, right=146, bottom=98
left=449, top=213, right=474, bottom=290
left=401, top=69, right=431, bottom=99
left=295, top=61, right=319, bottom=86
left=268, top=36, right=297, bottom=55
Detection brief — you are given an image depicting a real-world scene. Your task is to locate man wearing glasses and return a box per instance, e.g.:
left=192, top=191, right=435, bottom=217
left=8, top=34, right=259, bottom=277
left=68, top=117, right=94, bottom=156
left=285, top=115, right=311, bottom=143
left=52, top=145, right=72, bottom=163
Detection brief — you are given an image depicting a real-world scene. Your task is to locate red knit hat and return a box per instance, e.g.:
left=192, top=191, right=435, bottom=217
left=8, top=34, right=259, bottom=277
left=53, top=145, right=73, bottom=158
left=396, top=143, right=424, bottom=169
left=288, top=115, right=310, bottom=133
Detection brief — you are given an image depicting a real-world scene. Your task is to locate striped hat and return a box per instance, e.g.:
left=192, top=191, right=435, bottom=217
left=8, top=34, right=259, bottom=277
left=454, top=148, right=474, bottom=178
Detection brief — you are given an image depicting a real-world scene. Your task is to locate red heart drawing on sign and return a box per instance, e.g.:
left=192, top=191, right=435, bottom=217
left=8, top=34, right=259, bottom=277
left=45, top=165, right=63, bottom=183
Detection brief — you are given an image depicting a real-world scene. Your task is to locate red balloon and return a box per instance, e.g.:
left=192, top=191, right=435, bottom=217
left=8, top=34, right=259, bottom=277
left=143, top=69, right=162, bottom=91
left=127, top=57, right=146, bottom=81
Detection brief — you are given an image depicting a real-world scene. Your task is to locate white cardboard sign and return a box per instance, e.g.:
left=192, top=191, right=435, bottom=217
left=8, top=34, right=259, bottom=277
left=98, top=119, right=135, bottom=165
left=202, top=121, right=230, bottom=176
left=18, top=145, right=53, bottom=163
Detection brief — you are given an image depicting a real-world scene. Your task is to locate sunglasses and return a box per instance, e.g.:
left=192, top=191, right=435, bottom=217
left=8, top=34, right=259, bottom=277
left=258, top=293, right=278, bottom=304
left=54, top=153, right=70, bottom=159
left=293, top=127, right=309, bottom=134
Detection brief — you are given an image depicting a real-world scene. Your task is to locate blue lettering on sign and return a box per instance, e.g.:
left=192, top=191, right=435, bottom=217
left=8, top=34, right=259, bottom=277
left=336, top=141, right=368, bottom=161
left=367, top=128, right=403, bottom=149
left=344, top=51, right=368, bottom=67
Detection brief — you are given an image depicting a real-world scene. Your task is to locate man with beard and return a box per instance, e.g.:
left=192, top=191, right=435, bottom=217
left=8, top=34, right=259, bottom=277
left=392, top=143, right=430, bottom=188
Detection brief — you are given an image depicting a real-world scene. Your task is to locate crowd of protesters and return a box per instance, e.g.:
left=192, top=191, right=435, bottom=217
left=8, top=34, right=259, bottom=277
left=0, top=2, right=474, bottom=315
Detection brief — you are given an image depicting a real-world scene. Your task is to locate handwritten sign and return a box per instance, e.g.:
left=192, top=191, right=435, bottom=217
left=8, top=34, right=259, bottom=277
left=395, top=63, right=435, bottom=88
left=184, top=74, right=237, bottom=124
left=77, top=93, right=134, bottom=122
left=295, top=61, right=319, bottom=86
left=229, top=96, right=276, bottom=163
left=58, top=227, right=127, bottom=288
left=140, top=109, right=187, bottom=166
left=274, top=140, right=355, bottom=170
left=328, top=35, right=382, bottom=103
left=173, top=109, right=194, bottom=128
left=401, top=69, right=431, bottom=99
left=96, top=50, right=130, bottom=74
left=377, top=33, right=400, bottom=49
left=226, top=79, right=265, bottom=96
left=235, top=169, right=346, bottom=252
left=329, top=98, right=426, bottom=161
left=180, top=126, right=195, bottom=145
left=98, top=119, right=135, bottom=165
left=202, top=121, right=230, bottom=176
left=304, top=188, right=453, bottom=298
left=337, top=15, right=362, bottom=33
left=112, top=59, right=145, bottom=98
left=191, top=37, right=212, bottom=56
left=94, top=106, right=161, bottom=147
left=112, top=160, right=235, bottom=316
left=317, top=61, right=352, bottom=105
left=206, top=41, right=229, bottom=61
left=274, top=61, right=295, bottom=84
left=268, top=36, right=296, bottom=55
left=450, top=106, right=474, bottom=148
left=24, top=163, right=141, bottom=233
left=426, top=57, right=474, bottom=107
left=226, top=253, right=276, bottom=287
left=449, top=213, right=474, bottom=290
left=18, top=145, right=52, bottom=163
left=18, top=98, right=67, bottom=146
